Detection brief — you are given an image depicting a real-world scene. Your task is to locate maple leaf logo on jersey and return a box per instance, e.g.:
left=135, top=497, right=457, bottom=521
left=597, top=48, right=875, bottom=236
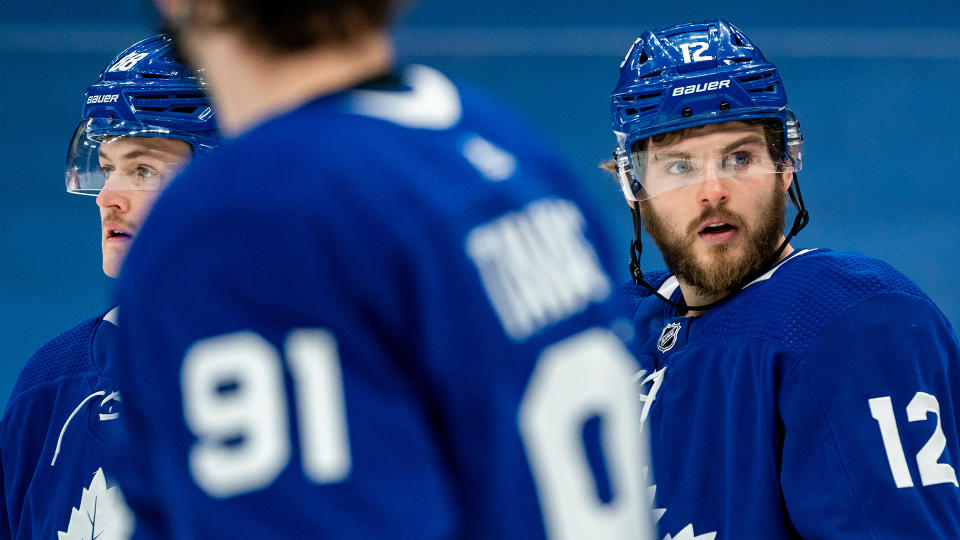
left=664, top=524, right=717, bottom=540
left=58, top=468, right=134, bottom=540
left=638, top=385, right=718, bottom=540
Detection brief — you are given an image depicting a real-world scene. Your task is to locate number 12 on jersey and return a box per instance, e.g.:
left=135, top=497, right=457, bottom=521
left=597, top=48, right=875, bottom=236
left=868, top=392, right=959, bottom=489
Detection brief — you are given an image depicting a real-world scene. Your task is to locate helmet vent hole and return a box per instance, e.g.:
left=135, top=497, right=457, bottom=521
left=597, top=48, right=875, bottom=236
left=739, top=75, right=762, bottom=83
left=733, top=34, right=745, bottom=47
left=636, top=92, right=661, bottom=100
left=638, top=50, right=649, bottom=64
left=639, top=105, right=656, bottom=112
left=640, top=70, right=663, bottom=79
left=140, top=73, right=173, bottom=79
left=730, top=58, right=752, bottom=63
left=747, top=84, right=777, bottom=94
left=137, top=106, right=165, bottom=112
left=171, top=107, right=198, bottom=114
left=622, top=96, right=635, bottom=102
left=625, top=108, right=639, bottom=115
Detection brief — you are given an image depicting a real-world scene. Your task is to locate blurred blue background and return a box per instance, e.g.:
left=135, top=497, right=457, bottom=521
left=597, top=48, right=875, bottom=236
left=2, top=1, right=959, bottom=401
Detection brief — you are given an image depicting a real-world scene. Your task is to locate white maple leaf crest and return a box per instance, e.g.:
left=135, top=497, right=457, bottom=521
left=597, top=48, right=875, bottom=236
left=664, top=524, right=717, bottom=540
left=58, top=467, right=134, bottom=540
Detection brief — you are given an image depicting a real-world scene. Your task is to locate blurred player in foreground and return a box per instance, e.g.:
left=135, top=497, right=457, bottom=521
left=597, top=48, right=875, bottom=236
left=110, top=0, right=656, bottom=538
left=0, top=35, right=217, bottom=539
left=608, top=19, right=960, bottom=538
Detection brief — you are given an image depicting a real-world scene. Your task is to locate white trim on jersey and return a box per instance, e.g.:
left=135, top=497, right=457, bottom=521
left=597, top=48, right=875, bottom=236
left=657, top=276, right=680, bottom=299
left=743, top=249, right=817, bottom=290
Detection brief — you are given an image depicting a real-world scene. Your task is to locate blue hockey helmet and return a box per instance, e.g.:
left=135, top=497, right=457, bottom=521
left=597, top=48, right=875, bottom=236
left=611, top=20, right=809, bottom=312
left=65, top=34, right=219, bottom=195
left=610, top=19, right=802, bottom=202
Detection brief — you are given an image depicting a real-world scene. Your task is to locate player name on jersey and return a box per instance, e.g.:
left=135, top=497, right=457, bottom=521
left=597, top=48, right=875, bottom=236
left=466, top=197, right=612, bottom=341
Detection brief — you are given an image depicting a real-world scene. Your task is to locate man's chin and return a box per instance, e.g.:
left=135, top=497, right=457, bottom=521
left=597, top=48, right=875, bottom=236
left=684, top=249, right=760, bottom=294
left=101, top=251, right=127, bottom=279
left=692, top=243, right=742, bottom=268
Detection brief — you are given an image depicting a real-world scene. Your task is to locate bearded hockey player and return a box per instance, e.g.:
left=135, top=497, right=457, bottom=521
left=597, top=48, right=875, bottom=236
left=610, top=19, right=960, bottom=538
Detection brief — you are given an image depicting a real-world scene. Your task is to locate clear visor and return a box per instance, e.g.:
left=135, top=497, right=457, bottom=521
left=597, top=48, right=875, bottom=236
left=65, top=119, right=193, bottom=196
left=624, top=142, right=799, bottom=202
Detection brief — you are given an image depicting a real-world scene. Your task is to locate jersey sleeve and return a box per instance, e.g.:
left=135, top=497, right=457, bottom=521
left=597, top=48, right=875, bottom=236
left=779, top=291, right=960, bottom=538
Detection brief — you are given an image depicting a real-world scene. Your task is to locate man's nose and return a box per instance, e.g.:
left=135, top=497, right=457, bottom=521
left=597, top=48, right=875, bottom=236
left=697, top=165, right=729, bottom=207
left=95, top=184, right=131, bottom=212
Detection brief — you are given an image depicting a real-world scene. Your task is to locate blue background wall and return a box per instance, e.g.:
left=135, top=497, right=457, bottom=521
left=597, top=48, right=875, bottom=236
left=2, top=1, right=959, bottom=401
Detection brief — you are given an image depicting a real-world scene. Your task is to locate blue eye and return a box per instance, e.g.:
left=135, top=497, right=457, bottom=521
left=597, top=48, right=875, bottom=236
left=726, top=151, right=752, bottom=169
left=136, top=166, right=157, bottom=179
left=666, top=160, right=693, bottom=175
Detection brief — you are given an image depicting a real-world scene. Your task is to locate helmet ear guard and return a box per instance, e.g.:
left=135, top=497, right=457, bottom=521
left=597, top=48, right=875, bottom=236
left=784, top=108, right=803, bottom=171
left=613, top=146, right=640, bottom=203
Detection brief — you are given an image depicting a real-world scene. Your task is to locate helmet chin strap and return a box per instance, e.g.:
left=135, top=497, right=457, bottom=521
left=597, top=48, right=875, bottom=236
left=630, top=172, right=809, bottom=315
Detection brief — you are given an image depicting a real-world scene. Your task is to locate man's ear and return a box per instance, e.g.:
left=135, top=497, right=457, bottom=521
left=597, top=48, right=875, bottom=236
left=600, top=158, right=640, bottom=210
left=780, top=170, right=793, bottom=191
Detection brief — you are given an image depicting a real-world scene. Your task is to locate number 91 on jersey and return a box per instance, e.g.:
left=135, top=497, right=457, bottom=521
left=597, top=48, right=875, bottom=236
left=179, top=327, right=656, bottom=539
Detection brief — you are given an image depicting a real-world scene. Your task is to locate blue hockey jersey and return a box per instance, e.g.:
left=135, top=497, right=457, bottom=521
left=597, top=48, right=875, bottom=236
left=111, top=65, right=655, bottom=539
left=626, top=248, right=960, bottom=539
left=1, top=309, right=132, bottom=539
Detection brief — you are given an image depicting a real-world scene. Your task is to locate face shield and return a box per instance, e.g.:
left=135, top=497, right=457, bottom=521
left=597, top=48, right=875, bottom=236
left=614, top=121, right=802, bottom=202
left=65, top=118, right=194, bottom=196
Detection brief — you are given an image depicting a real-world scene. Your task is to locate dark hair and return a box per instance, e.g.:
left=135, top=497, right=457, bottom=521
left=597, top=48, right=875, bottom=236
left=180, top=0, right=403, bottom=52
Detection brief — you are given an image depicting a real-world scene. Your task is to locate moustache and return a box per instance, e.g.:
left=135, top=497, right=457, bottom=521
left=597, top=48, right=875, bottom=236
left=102, top=212, right=137, bottom=233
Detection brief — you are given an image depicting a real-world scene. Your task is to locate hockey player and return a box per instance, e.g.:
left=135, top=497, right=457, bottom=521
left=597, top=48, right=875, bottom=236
left=610, top=19, right=960, bottom=538
left=108, top=1, right=656, bottom=538
left=0, top=35, right=218, bottom=539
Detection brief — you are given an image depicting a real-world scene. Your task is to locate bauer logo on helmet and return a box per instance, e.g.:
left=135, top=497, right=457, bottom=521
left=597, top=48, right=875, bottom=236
left=86, top=94, right=120, bottom=105
left=671, top=79, right=730, bottom=97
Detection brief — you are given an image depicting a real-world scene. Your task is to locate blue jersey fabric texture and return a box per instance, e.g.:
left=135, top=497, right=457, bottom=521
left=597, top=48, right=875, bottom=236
left=627, top=248, right=960, bottom=539
left=111, top=65, right=651, bottom=539
left=0, top=310, right=127, bottom=539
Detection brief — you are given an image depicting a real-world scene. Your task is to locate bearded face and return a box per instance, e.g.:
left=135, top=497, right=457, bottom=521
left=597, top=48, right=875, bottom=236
left=627, top=122, right=794, bottom=302
left=640, top=179, right=786, bottom=296
left=640, top=180, right=785, bottom=297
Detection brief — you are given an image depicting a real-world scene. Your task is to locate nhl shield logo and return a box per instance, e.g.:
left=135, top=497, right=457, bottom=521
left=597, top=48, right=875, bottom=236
left=657, top=322, right=682, bottom=353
